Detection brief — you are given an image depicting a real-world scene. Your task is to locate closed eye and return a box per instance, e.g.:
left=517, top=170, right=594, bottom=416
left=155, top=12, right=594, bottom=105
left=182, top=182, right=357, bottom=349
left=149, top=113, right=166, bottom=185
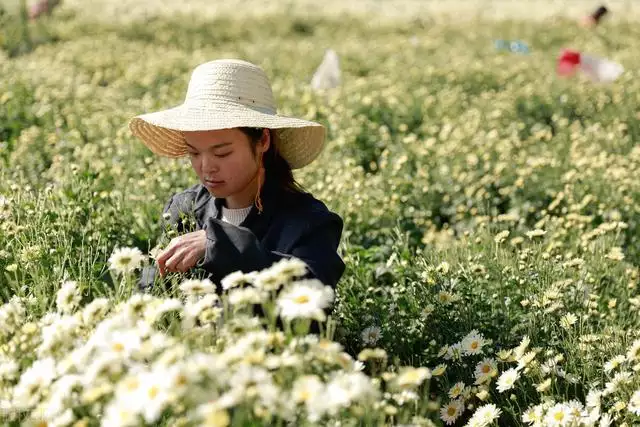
left=215, top=152, right=232, bottom=158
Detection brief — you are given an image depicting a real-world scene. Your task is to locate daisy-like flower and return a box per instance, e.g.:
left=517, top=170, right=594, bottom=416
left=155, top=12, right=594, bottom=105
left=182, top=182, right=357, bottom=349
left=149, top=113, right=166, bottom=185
left=395, top=367, right=431, bottom=389
left=605, top=247, right=625, bottom=261
left=496, top=368, right=520, bottom=393
left=269, top=257, right=308, bottom=280
left=440, top=399, right=464, bottom=425
left=585, top=390, right=602, bottom=410
left=361, top=325, right=382, bottom=346
left=13, top=357, right=57, bottom=408
left=522, top=404, right=544, bottom=425
left=197, top=403, right=231, bottom=427
left=626, top=339, right=640, bottom=362
left=108, top=247, right=144, bottom=275
left=494, top=230, right=510, bottom=244
left=179, top=279, right=216, bottom=296
left=444, top=343, right=463, bottom=361
left=461, top=330, right=486, bottom=356
left=536, top=378, right=552, bottom=392
left=513, top=336, right=531, bottom=360
left=544, top=403, right=574, bottom=426
left=292, top=375, right=325, bottom=406
left=81, top=298, right=110, bottom=325
left=432, top=364, right=447, bottom=376
left=448, top=381, right=465, bottom=399
left=474, top=358, right=498, bottom=385
left=56, top=281, right=81, bottom=313
left=604, top=371, right=632, bottom=395
left=604, top=355, right=626, bottom=373
left=466, top=403, right=501, bottom=426
left=276, top=279, right=334, bottom=321
left=560, top=313, right=578, bottom=330
left=227, top=287, right=267, bottom=307
left=220, top=271, right=254, bottom=290
left=525, top=229, right=546, bottom=239
left=627, top=390, right=640, bottom=415
left=517, top=351, right=537, bottom=370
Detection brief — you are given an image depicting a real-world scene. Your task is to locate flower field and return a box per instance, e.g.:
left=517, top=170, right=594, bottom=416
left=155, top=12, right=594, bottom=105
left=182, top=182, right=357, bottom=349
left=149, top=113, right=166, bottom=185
left=1, top=1, right=640, bottom=426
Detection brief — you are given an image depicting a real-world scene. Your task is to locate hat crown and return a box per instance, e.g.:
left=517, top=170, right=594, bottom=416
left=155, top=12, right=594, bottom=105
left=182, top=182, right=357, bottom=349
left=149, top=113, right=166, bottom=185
left=185, top=59, right=277, bottom=114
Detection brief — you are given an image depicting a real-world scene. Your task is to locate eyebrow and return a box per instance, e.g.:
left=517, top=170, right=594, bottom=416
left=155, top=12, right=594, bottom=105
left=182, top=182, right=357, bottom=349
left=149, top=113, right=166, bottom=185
left=185, top=141, right=233, bottom=150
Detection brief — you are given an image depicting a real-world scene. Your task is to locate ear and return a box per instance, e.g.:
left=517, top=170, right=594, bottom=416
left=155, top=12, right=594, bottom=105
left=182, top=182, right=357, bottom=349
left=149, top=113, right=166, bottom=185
left=258, top=129, right=271, bottom=154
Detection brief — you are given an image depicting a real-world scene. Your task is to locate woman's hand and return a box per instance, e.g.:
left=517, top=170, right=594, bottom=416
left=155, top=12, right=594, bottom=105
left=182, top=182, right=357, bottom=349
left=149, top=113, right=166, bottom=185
left=156, top=230, right=207, bottom=276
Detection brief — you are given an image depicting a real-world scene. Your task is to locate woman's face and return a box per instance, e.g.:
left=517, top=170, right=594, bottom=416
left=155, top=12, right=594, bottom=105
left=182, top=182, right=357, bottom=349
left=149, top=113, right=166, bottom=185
left=183, top=128, right=269, bottom=205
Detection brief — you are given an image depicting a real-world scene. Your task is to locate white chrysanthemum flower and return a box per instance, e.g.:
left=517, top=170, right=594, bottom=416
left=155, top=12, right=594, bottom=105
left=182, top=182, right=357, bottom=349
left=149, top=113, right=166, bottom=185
left=599, top=413, right=613, bottom=427
left=461, top=330, right=486, bottom=355
left=604, top=371, right=632, bottom=395
left=197, top=402, right=231, bottom=427
left=536, top=378, right=552, bottom=392
left=440, top=399, right=464, bottom=425
left=269, top=257, right=308, bottom=280
left=466, top=403, right=501, bottom=426
left=108, top=247, right=144, bottom=275
left=56, top=280, right=81, bottom=313
left=628, top=390, right=640, bottom=415
left=221, top=270, right=254, bottom=290
left=227, top=287, right=267, bottom=306
left=448, top=381, right=465, bottom=399
left=132, top=371, right=173, bottom=424
left=81, top=298, right=110, bottom=325
left=101, top=399, right=139, bottom=427
left=517, top=351, right=538, bottom=370
left=0, top=358, right=19, bottom=381
left=38, top=314, right=81, bottom=357
left=179, top=279, right=216, bottom=295
left=604, top=355, right=626, bottom=373
left=626, top=339, right=640, bottom=362
left=395, top=367, right=431, bottom=389
left=253, top=266, right=288, bottom=291
left=444, top=343, right=463, bottom=361
left=496, top=368, right=520, bottom=393
left=276, top=279, right=334, bottom=321
left=145, top=298, right=183, bottom=323
left=544, top=403, right=574, bottom=426
left=474, top=358, right=497, bottom=385
left=586, top=390, right=602, bottom=410
left=323, top=371, right=378, bottom=415
left=13, top=357, right=57, bottom=408
left=560, top=313, right=578, bottom=330
left=522, top=404, right=544, bottom=425
left=525, top=229, right=546, bottom=239
left=361, top=325, right=382, bottom=346
left=513, top=336, right=531, bottom=360
left=292, top=375, right=324, bottom=405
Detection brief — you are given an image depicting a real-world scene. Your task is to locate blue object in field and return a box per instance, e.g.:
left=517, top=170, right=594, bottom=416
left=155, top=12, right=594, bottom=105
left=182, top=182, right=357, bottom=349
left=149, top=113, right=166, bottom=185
left=494, top=39, right=530, bottom=54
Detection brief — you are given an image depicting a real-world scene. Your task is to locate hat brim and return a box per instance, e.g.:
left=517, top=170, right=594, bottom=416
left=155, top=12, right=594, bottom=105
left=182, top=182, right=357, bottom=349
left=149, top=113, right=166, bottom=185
left=129, top=103, right=326, bottom=169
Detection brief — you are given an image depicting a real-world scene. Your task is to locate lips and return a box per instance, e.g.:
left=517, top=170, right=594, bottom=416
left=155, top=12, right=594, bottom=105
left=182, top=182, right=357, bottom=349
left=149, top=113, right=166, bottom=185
left=204, top=178, right=224, bottom=187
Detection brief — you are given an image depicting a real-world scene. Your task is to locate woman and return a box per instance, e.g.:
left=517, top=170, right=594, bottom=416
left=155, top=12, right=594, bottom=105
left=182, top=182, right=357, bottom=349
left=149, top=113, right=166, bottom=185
left=130, top=59, right=345, bottom=292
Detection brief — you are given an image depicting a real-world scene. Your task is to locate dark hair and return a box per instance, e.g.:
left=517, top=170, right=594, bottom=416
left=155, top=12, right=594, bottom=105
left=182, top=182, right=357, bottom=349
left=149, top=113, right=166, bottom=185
left=238, top=127, right=306, bottom=194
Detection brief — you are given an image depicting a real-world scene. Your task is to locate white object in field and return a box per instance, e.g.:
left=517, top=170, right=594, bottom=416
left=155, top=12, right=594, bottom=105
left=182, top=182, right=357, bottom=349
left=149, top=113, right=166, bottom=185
left=580, top=54, right=624, bottom=83
left=311, top=49, right=341, bottom=90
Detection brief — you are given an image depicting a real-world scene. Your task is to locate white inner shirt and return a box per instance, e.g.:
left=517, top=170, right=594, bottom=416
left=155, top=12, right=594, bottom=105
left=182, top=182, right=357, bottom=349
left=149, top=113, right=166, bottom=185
left=220, top=205, right=252, bottom=226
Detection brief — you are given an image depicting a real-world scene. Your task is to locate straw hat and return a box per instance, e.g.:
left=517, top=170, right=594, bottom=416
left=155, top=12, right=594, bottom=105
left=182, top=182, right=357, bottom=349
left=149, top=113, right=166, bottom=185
left=129, top=59, right=326, bottom=169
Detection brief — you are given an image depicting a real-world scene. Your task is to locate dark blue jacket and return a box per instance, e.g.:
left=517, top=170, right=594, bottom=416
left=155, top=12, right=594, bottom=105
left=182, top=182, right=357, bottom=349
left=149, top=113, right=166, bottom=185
left=139, top=176, right=345, bottom=291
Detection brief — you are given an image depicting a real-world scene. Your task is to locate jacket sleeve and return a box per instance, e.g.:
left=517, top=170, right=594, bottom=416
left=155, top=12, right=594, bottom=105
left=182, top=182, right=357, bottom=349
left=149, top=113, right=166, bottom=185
left=198, top=213, right=346, bottom=288
left=138, top=196, right=179, bottom=291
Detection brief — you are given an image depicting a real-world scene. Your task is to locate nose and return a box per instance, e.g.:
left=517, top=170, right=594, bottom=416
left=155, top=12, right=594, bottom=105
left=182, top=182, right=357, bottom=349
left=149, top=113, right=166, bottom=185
left=200, top=153, right=220, bottom=174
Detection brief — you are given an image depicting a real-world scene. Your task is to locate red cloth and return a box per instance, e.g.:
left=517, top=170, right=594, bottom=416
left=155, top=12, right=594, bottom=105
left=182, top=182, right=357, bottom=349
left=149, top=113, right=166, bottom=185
left=557, top=50, right=581, bottom=76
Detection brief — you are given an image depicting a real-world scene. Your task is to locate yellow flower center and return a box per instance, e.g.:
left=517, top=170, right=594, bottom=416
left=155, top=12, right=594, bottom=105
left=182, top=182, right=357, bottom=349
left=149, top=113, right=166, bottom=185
left=148, top=386, right=159, bottom=399
left=447, top=407, right=456, bottom=416
left=482, top=365, right=491, bottom=373
left=118, top=256, right=131, bottom=266
left=112, top=342, right=125, bottom=352
left=471, top=341, right=479, bottom=349
left=294, top=295, right=310, bottom=304
left=554, top=412, right=565, bottom=421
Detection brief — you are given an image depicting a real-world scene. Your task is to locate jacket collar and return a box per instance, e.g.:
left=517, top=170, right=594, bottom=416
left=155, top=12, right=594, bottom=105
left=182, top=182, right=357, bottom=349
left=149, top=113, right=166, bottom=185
left=194, top=175, right=281, bottom=239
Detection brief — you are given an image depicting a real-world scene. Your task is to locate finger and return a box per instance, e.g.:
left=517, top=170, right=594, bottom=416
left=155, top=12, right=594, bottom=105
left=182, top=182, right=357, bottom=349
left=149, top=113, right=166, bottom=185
left=157, top=239, right=181, bottom=275
left=176, top=251, right=200, bottom=273
left=164, top=248, right=188, bottom=274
